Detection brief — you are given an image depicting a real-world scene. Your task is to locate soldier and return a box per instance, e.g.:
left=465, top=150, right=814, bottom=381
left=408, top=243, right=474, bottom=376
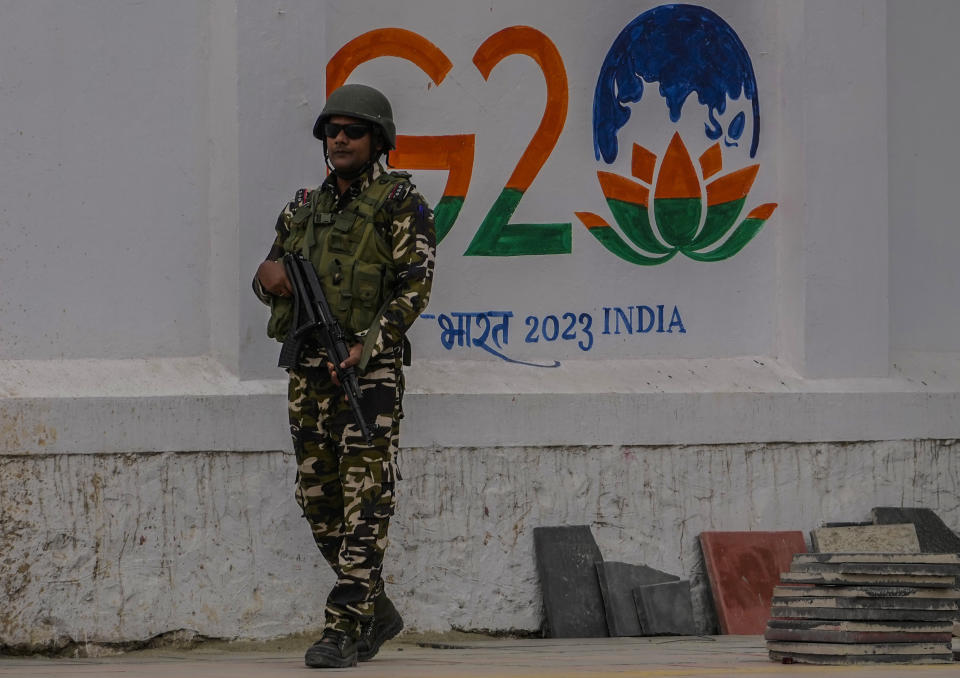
left=253, top=83, right=435, bottom=669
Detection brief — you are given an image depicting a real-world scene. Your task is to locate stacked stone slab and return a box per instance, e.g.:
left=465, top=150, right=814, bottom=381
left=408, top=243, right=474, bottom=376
left=765, top=553, right=960, bottom=664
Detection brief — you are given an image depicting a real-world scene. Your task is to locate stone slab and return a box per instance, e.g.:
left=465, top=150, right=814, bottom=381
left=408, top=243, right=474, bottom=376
left=632, top=580, right=697, bottom=636
left=770, top=605, right=958, bottom=622
left=767, top=619, right=954, bottom=633
left=700, top=531, right=807, bottom=635
left=595, top=562, right=679, bottom=637
left=794, top=553, right=960, bottom=565
left=533, top=526, right=607, bottom=638
left=811, top=524, right=920, bottom=553
left=790, top=561, right=960, bottom=577
left=771, top=595, right=958, bottom=611
left=773, top=584, right=960, bottom=600
left=769, top=650, right=954, bottom=665
left=764, top=621, right=952, bottom=644
left=872, top=508, right=960, bottom=554
left=766, top=640, right=951, bottom=656
left=779, top=571, right=956, bottom=587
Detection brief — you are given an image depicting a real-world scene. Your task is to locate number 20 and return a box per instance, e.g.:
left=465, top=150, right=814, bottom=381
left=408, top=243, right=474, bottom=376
left=327, top=27, right=572, bottom=256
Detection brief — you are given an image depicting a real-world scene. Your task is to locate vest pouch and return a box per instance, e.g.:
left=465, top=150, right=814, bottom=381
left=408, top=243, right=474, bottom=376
left=267, top=295, right=294, bottom=341
left=309, top=245, right=348, bottom=328
left=328, top=230, right=362, bottom=255
left=349, top=261, right=383, bottom=332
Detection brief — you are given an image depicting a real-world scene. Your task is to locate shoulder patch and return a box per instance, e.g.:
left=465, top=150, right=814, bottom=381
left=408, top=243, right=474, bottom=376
left=388, top=182, right=411, bottom=202
left=293, top=188, right=311, bottom=207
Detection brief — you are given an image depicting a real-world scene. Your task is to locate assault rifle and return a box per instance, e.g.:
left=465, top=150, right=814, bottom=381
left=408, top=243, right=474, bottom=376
left=278, top=253, right=374, bottom=444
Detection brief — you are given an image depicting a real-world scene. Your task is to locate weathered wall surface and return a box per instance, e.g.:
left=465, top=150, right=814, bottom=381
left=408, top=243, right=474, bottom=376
left=3, top=441, right=958, bottom=647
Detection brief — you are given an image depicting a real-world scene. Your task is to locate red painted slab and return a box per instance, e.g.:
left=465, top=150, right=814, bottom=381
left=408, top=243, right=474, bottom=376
left=700, top=531, right=807, bottom=634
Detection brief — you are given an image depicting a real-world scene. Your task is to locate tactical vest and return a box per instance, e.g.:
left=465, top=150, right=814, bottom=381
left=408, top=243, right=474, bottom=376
left=267, top=171, right=410, bottom=341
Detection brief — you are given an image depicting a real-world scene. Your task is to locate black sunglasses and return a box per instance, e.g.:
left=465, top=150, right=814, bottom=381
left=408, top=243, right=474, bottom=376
left=323, top=122, right=371, bottom=139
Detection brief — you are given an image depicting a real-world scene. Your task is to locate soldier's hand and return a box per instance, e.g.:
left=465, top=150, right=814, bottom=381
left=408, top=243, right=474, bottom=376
left=257, top=260, right=293, bottom=297
left=327, top=343, right=363, bottom=388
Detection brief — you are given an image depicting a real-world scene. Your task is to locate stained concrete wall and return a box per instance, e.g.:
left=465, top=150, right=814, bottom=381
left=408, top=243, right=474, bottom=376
left=3, top=441, right=958, bottom=648
left=1, top=0, right=960, bottom=650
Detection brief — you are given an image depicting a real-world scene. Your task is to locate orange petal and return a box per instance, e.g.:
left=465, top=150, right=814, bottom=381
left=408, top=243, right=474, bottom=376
left=699, top=143, right=723, bottom=180
left=574, top=211, right=610, bottom=229
left=706, top=165, right=759, bottom=206
left=655, top=133, right=700, bottom=200
left=597, top=171, right=650, bottom=206
left=747, top=203, right=777, bottom=220
left=631, top=143, right=657, bottom=183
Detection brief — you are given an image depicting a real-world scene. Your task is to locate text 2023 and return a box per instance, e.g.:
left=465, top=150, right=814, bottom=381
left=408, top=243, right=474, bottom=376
left=524, top=313, right=593, bottom=351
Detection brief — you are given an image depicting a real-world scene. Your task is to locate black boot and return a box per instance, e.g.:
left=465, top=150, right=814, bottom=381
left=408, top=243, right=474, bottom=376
left=304, top=629, right=358, bottom=669
left=357, top=592, right=404, bottom=662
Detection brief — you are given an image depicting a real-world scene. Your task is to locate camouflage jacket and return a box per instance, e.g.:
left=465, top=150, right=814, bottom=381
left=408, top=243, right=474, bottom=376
left=254, top=163, right=436, bottom=369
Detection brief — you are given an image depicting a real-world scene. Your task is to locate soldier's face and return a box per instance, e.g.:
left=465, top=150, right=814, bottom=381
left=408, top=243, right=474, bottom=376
left=325, top=115, right=378, bottom=174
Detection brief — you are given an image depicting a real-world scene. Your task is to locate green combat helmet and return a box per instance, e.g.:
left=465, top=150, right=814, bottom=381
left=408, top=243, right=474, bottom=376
left=313, top=83, right=396, bottom=150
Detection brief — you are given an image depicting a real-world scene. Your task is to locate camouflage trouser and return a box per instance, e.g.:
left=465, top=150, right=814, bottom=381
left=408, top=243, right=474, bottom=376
left=288, top=348, right=402, bottom=639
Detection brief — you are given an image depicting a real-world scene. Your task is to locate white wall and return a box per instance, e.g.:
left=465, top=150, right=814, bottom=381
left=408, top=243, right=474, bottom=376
left=888, top=0, right=960, bottom=353
left=0, top=1, right=210, bottom=360
left=0, top=0, right=916, bottom=372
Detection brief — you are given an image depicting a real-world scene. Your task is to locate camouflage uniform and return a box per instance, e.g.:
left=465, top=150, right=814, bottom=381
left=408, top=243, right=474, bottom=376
left=254, top=162, right=435, bottom=639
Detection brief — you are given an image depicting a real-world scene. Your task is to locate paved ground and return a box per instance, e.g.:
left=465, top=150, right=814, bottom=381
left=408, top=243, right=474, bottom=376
left=1, top=635, right=958, bottom=678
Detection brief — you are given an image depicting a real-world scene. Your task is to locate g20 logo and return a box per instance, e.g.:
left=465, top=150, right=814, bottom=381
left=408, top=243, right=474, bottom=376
left=328, top=4, right=776, bottom=265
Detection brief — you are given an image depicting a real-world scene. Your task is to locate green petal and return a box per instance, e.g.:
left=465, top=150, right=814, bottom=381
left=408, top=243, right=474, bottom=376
left=687, top=198, right=745, bottom=250
left=653, top=197, right=702, bottom=246
left=606, top=199, right=673, bottom=255
left=683, top=216, right=767, bottom=262
left=585, top=224, right=677, bottom=266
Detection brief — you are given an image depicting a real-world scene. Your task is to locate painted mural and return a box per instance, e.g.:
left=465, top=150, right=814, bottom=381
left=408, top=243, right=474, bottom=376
left=327, top=4, right=776, bottom=364
left=327, top=26, right=571, bottom=256
left=577, top=4, right=777, bottom=265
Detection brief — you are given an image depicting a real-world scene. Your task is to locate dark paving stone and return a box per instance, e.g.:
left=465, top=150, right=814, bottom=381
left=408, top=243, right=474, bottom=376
left=773, top=584, right=960, bottom=600
left=791, top=561, right=960, bottom=577
left=794, top=553, right=960, bottom=565
left=771, top=595, right=959, bottom=611
left=872, top=508, right=960, bottom=554
left=770, top=605, right=958, bottom=621
left=632, top=580, right=697, bottom=636
left=763, top=620, right=953, bottom=644
left=766, top=640, right=951, bottom=656
left=595, top=562, right=678, bottom=637
left=699, top=530, right=807, bottom=634
left=779, top=571, right=956, bottom=588
left=767, top=619, right=953, bottom=632
left=533, top=525, right=607, bottom=638
left=769, top=650, right=953, bottom=665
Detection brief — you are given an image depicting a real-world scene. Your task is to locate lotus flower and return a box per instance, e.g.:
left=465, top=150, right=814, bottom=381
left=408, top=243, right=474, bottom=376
left=576, top=132, right=776, bottom=265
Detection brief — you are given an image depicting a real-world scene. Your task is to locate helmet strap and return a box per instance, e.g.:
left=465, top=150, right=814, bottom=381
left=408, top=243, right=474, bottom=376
left=322, top=137, right=383, bottom=183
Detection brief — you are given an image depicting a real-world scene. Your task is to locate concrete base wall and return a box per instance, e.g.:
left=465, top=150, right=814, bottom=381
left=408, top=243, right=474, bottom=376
left=3, top=440, right=958, bottom=649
